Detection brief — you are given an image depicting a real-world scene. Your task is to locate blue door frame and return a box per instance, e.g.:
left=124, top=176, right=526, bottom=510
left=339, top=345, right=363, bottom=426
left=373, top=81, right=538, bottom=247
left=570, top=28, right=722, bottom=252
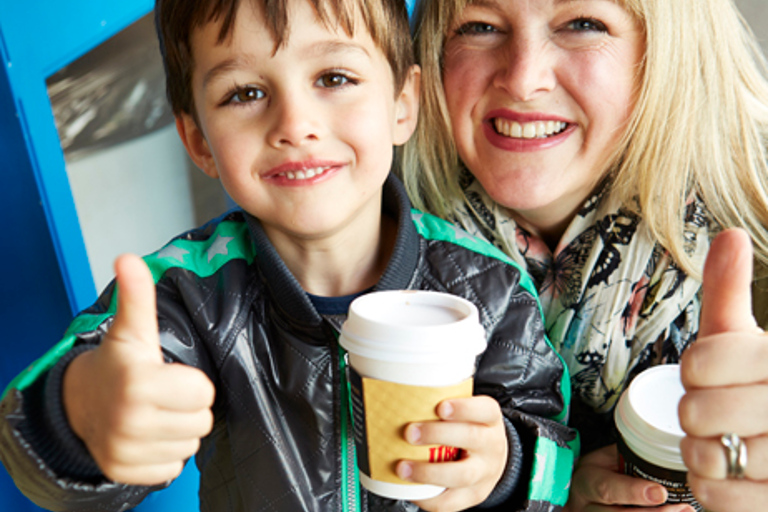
left=0, top=1, right=199, bottom=510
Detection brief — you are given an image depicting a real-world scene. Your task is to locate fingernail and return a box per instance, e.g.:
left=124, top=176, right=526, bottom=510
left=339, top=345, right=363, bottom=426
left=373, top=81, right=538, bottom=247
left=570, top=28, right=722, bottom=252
left=438, top=401, right=453, bottom=419
left=406, top=424, right=422, bottom=444
left=645, top=486, right=667, bottom=504
left=397, top=461, right=413, bottom=481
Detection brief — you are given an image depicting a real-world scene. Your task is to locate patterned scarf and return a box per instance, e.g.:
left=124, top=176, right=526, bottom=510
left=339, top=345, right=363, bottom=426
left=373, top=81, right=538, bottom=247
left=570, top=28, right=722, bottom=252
left=451, top=173, right=710, bottom=413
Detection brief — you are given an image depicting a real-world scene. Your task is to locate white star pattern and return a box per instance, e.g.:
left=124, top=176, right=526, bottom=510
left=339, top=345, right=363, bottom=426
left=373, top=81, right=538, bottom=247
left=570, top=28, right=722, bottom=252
left=451, top=224, right=473, bottom=241
left=157, top=244, right=190, bottom=263
left=532, top=451, right=546, bottom=484
left=411, top=211, right=426, bottom=229
left=207, top=235, right=234, bottom=262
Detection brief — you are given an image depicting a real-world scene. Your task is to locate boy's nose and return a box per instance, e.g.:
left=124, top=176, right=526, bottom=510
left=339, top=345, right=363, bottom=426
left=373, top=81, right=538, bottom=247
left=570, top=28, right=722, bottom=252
left=266, top=94, right=321, bottom=147
left=492, top=37, right=556, bottom=102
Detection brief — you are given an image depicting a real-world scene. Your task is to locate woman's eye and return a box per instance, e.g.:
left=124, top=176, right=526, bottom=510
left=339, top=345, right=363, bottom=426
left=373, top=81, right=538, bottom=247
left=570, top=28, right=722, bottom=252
left=455, top=21, right=498, bottom=36
left=565, top=18, right=607, bottom=33
left=228, top=86, right=265, bottom=104
left=317, top=73, right=352, bottom=88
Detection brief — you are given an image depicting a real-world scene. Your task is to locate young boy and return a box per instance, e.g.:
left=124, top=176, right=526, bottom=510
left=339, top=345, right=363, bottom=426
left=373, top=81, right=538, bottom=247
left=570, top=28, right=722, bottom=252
left=0, top=0, right=575, bottom=510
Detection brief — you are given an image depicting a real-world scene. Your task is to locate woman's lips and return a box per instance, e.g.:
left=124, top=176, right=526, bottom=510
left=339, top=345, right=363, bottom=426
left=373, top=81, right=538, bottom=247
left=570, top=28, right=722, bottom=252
left=483, top=117, right=574, bottom=152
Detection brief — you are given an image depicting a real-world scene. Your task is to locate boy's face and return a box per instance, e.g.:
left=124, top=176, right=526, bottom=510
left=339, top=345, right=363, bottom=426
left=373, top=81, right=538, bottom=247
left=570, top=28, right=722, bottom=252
left=178, top=0, right=419, bottom=243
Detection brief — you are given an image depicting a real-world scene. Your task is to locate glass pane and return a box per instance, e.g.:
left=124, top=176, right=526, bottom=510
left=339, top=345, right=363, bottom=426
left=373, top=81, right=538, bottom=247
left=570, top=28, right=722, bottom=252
left=46, top=13, right=229, bottom=292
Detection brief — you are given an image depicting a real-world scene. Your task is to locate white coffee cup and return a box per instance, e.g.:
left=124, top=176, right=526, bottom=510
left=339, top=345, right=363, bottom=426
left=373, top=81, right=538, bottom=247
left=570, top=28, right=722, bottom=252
left=614, top=364, right=703, bottom=512
left=339, top=290, right=487, bottom=500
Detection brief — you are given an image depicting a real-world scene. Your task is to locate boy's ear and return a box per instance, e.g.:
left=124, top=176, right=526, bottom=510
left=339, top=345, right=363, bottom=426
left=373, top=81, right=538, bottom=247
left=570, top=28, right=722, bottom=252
left=175, top=113, right=219, bottom=179
left=393, top=65, right=421, bottom=146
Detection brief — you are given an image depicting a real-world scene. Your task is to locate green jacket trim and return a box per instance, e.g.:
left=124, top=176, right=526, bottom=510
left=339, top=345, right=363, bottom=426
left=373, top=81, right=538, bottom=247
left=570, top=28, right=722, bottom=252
left=1, top=220, right=254, bottom=400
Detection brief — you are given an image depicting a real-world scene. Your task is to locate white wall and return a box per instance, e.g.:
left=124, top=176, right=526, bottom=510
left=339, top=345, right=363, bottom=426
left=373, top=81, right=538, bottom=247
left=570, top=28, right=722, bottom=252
left=736, top=0, right=768, bottom=54
left=66, top=125, right=196, bottom=291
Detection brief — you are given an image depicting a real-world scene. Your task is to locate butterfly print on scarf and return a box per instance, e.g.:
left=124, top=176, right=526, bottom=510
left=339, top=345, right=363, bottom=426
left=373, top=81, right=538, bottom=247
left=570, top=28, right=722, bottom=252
left=571, top=349, right=618, bottom=408
left=587, top=210, right=641, bottom=288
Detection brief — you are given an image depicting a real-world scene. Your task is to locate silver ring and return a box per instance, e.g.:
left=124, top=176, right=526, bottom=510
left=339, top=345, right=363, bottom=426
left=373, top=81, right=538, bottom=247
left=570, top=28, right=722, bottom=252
left=721, top=433, right=748, bottom=479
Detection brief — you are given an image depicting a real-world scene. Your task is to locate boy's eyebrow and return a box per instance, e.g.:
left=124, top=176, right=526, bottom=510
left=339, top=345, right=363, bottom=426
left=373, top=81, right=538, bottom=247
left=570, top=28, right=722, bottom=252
left=202, top=40, right=372, bottom=88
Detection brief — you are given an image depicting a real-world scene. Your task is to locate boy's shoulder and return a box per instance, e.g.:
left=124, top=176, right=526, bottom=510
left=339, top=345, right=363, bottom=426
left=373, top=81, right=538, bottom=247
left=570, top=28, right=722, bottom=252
left=408, top=208, right=538, bottom=297
left=144, top=208, right=255, bottom=280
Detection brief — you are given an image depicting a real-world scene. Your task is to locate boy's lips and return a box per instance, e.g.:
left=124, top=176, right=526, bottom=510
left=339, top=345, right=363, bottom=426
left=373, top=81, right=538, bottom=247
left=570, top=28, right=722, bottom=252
left=264, top=160, right=344, bottom=183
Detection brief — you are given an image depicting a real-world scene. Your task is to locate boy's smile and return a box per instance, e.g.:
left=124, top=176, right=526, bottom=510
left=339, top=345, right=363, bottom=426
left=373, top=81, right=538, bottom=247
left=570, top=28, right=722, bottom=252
left=176, top=0, right=419, bottom=294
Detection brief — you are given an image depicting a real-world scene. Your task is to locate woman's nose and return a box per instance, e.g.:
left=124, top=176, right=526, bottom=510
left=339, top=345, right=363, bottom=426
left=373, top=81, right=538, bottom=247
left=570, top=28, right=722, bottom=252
left=492, top=36, right=556, bottom=102
left=266, top=92, right=321, bottom=147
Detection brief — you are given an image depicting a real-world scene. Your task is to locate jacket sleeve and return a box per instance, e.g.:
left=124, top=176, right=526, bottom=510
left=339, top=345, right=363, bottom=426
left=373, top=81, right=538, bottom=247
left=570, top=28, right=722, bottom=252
left=473, top=278, right=577, bottom=512
left=0, top=266, right=214, bottom=512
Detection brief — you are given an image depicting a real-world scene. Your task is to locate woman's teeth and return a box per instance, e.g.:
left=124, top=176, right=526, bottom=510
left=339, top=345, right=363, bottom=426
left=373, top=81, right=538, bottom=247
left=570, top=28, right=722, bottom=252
left=280, top=167, right=329, bottom=180
left=493, top=119, right=568, bottom=139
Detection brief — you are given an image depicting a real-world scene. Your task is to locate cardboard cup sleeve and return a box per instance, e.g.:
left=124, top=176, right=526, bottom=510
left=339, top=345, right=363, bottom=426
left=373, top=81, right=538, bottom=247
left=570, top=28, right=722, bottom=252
left=348, top=368, right=474, bottom=484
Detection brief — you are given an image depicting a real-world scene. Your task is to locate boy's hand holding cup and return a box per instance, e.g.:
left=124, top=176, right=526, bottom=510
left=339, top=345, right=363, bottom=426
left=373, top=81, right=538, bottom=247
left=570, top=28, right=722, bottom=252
left=63, top=254, right=215, bottom=485
left=340, top=290, right=501, bottom=507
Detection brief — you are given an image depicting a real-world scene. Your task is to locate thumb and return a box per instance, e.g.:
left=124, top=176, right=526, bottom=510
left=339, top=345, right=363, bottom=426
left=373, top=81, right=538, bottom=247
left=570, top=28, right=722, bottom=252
left=699, top=228, right=758, bottom=337
left=107, top=253, right=162, bottom=358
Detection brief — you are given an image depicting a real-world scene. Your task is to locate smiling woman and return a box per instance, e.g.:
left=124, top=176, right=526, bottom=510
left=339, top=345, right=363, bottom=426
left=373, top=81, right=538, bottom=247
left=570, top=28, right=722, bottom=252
left=402, top=0, right=768, bottom=511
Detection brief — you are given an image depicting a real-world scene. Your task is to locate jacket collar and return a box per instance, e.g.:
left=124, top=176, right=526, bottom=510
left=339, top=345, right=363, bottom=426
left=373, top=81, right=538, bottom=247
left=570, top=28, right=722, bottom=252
left=245, top=173, right=420, bottom=327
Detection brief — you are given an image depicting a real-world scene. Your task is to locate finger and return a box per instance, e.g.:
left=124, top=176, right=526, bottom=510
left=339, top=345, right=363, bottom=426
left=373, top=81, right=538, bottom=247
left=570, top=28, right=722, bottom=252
left=410, top=486, right=484, bottom=512
left=105, top=460, right=185, bottom=486
left=110, top=254, right=162, bottom=356
left=688, top=472, right=768, bottom=512
left=397, top=458, right=477, bottom=489
left=681, top=435, right=768, bottom=480
left=149, top=364, right=216, bottom=411
left=698, top=228, right=758, bottom=337
left=405, top=420, right=498, bottom=452
left=107, top=438, right=202, bottom=466
left=680, top=334, right=768, bottom=388
left=679, top=385, right=768, bottom=437
left=436, top=395, right=502, bottom=425
left=124, top=408, right=215, bottom=441
left=572, top=462, right=668, bottom=507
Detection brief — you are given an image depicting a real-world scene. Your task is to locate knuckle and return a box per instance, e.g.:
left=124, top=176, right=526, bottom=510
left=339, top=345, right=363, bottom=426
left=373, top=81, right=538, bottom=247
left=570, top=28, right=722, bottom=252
left=594, top=478, right=615, bottom=503
left=186, top=438, right=202, bottom=458
left=677, top=394, right=698, bottom=431
left=201, top=409, right=215, bottom=434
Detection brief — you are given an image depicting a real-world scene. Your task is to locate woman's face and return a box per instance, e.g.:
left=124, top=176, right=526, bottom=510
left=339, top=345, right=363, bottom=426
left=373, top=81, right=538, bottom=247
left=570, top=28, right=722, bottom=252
left=443, top=0, right=644, bottom=238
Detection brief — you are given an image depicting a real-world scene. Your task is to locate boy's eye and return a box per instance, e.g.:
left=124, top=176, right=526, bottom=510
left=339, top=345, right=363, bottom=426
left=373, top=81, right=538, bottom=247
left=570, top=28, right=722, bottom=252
left=565, top=18, right=607, bottom=33
left=228, top=86, right=265, bottom=104
left=454, top=21, right=498, bottom=36
left=317, top=73, right=352, bottom=88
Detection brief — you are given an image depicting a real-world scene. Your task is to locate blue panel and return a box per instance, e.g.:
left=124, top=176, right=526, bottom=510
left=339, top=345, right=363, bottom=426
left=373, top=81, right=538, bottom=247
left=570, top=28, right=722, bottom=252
left=0, top=1, right=200, bottom=510
left=0, top=26, right=72, bottom=512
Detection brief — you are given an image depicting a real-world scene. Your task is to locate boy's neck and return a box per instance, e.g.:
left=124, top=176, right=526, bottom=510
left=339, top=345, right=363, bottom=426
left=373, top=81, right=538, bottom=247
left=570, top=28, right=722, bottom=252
left=265, top=212, right=398, bottom=298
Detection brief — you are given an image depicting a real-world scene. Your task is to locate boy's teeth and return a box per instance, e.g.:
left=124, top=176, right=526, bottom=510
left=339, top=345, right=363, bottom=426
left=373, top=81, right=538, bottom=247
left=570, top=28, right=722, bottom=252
left=282, top=167, right=327, bottom=180
left=494, top=119, right=567, bottom=139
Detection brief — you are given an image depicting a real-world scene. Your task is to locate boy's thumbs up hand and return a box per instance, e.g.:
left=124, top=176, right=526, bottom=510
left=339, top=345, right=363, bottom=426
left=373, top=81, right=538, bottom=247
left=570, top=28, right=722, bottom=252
left=63, top=254, right=215, bottom=486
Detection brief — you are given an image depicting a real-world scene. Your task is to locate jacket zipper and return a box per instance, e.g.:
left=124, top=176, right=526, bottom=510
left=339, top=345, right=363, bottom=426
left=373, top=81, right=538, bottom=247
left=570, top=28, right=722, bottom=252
left=339, top=346, right=361, bottom=512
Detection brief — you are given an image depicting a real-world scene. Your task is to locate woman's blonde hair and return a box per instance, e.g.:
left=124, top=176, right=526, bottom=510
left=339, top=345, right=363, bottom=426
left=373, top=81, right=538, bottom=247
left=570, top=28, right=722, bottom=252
left=401, top=0, right=768, bottom=276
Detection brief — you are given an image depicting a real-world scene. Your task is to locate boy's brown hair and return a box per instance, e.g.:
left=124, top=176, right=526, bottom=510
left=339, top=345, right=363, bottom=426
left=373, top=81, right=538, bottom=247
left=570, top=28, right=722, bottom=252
left=155, top=0, right=414, bottom=116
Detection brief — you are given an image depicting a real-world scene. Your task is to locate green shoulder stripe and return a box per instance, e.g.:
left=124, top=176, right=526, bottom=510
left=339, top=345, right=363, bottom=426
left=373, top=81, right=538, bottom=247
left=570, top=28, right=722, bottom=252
left=410, top=209, right=571, bottom=424
left=1, top=220, right=255, bottom=400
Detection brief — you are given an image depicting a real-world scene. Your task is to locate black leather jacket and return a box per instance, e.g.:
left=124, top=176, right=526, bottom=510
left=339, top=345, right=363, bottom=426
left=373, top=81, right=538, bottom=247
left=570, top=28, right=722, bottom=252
left=0, top=176, right=575, bottom=512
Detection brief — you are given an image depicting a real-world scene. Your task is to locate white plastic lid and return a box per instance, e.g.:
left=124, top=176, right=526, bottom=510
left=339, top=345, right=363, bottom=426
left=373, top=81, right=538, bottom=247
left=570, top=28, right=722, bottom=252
left=339, top=290, right=486, bottom=363
left=614, top=364, right=687, bottom=471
